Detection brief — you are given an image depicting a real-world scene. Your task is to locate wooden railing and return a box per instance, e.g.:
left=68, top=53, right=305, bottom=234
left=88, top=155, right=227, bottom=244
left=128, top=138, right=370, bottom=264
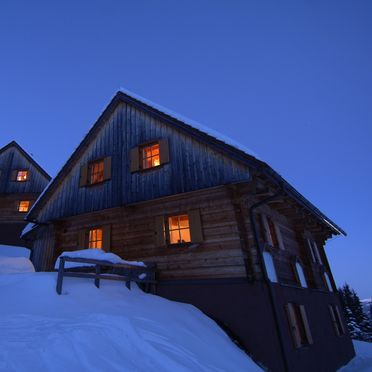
left=56, top=256, right=157, bottom=295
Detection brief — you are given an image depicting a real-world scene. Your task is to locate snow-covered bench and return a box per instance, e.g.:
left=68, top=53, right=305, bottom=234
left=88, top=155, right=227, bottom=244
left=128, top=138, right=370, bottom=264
left=55, top=250, right=157, bottom=295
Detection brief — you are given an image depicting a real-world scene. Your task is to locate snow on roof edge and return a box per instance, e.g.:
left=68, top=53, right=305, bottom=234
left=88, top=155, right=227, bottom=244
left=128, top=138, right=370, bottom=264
left=119, top=87, right=261, bottom=160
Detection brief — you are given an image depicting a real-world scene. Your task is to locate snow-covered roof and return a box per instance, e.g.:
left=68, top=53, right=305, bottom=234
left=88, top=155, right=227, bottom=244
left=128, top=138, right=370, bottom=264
left=119, top=87, right=260, bottom=160
left=26, top=88, right=346, bottom=236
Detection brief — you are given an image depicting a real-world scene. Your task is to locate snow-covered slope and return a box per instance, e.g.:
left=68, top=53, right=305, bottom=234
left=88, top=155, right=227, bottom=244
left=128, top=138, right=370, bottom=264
left=0, top=272, right=261, bottom=372
left=339, top=340, right=372, bottom=371
left=0, top=245, right=30, bottom=258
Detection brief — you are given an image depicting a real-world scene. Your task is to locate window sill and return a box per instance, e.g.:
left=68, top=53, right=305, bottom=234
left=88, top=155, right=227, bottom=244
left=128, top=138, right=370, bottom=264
left=131, top=164, right=165, bottom=174
left=167, top=243, right=199, bottom=249
left=83, top=180, right=109, bottom=188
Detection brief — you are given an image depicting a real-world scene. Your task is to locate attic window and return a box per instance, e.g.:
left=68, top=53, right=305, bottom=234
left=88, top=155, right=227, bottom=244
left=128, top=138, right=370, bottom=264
left=142, top=143, right=160, bottom=169
left=88, top=228, right=103, bottom=249
left=18, top=201, right=30, bottom=212
left=89, top=160, right=104, bottom=184
left=79, top=157, right=111, bottom=187
left=260, top=214, right=285, bottom=250
left=16, top=170, right=28, bottom=182
left=130, top=139, right=169, bottom=172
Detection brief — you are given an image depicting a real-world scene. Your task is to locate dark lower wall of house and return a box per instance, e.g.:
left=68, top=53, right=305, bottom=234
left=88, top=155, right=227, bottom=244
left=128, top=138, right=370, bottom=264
left=0, top=222, right=29, bottom=247
left=156, top=279, right=355, bottom=372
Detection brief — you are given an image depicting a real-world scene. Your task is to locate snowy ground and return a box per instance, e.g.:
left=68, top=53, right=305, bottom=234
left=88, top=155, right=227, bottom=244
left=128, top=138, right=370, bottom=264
left=339, top=340, right=372, bottom=372
left=0, top=272, right=260, bottom=372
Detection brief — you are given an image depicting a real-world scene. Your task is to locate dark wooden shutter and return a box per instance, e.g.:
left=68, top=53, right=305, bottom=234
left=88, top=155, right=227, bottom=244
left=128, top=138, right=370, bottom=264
left=154, top=216, right=165, bottom=246
left=299, top=305, right=313, bottom=344
left=130, top=147, right=140, bottom=172
left=159, top=138, right=169, bottom=164
left=11, top=170, right=18, bottom=181
left=78, top=229, right=86, bottom=248
left=79, top=164, right=88, bottom=187
left=189, top=209, right=203, bottom=243
left=103, top=157, right=112, bottom=181
left=102, top=224, right=111, bottom=252
left=286, top=303, right=301, bottom=348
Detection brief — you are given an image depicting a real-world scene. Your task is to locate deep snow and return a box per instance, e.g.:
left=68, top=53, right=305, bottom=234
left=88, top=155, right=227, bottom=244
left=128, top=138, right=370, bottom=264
left=339, top=340, right=372, bottom=371
left=0, top=272, right=261, bottom=372
left=0, top=245, right=30, bottom=258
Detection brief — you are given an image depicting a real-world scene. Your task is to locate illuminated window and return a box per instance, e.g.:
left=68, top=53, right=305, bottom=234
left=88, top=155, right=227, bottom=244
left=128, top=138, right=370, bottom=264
left=88, top=160, right=104, bottom=185
left=167, top=215, right=191, bottom=244
left=141, top=143, right=160, bottom=169
left=88, top=228, right=103, bottom=249
left=18, top=201, right=30, bottom=212
left=16, top=170, right=28, bottom=182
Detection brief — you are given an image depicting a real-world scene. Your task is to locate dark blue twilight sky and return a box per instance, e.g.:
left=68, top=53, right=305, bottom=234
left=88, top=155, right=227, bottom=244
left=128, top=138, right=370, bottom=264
left=0, top=1, right=371, bottom=297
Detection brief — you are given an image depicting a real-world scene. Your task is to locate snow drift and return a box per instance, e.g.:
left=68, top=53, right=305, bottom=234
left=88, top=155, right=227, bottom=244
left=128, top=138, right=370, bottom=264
left=0, top=272, right=261, bottom=371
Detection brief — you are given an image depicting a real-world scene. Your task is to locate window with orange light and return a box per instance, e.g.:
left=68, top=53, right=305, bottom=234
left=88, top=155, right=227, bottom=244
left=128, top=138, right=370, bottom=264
left=141, top=143, right=160, bottom=169
left=88, top=160, right=104, bottom=185
left=16, top=170, right=28, bottom=182
left=18, top=201, right=30, bottom=212
left=167, top=215, right=191, bottom=244
left=88, top=228, right=103, bottom=249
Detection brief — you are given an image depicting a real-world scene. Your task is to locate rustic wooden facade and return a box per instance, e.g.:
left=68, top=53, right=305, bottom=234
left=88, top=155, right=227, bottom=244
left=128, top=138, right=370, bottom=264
left=0, top=141, right=50, bottom=246
left=25, top=91, right=354, bottom=371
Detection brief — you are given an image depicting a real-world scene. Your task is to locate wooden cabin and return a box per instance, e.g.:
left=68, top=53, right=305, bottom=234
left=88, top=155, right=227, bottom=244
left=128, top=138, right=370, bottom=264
left=0, top=141, right=50, bottom=247
left=24, top=90, right=354, bottom=372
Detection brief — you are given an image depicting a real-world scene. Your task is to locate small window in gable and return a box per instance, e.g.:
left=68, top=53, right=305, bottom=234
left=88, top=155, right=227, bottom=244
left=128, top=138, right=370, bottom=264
left=79, top=157, right=111, bottom=187
left=294, top=261, right=307, bottom=288
left=15, top=170, right=28, bottom=182
left=88, top=228, right=103, bottom=249
left=89, top=160, right=104, bottom=185
left=18, top=200, right=30, bottom=212
left=142, top=143, right=160, bottom=169
left=263, top=251, right=278, bottom=283
left=286, top=303, right=313, bottom=348
left=130, top=139, right=169, bottom=172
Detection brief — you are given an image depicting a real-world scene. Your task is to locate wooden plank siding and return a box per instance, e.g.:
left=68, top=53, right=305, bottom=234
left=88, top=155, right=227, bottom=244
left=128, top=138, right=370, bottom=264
left=250, top=200, right=331, bottom=291
left=36, top=102, right=250, bottom=223
left=47, top=186, right=248, bottom=279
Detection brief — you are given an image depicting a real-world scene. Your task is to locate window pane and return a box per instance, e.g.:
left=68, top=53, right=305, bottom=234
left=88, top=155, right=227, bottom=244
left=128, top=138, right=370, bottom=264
left=168, top=216, right=179, bottom=230
left=143, top=146, right=152, bottom=159
left=169, top=229, right=180, bottom=244
left=152, top=154, right=160, bottom=167
left=16, top=171, right=28, bottom=182
left=324, top=273, right=333, bottom=292
left=263, top=252, right=278, bottom=282
left=151, top=144, right=159, bottom=155
left=180, top=228, right=191, bottom=243
left=178, top=215, right=189, bottom=228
